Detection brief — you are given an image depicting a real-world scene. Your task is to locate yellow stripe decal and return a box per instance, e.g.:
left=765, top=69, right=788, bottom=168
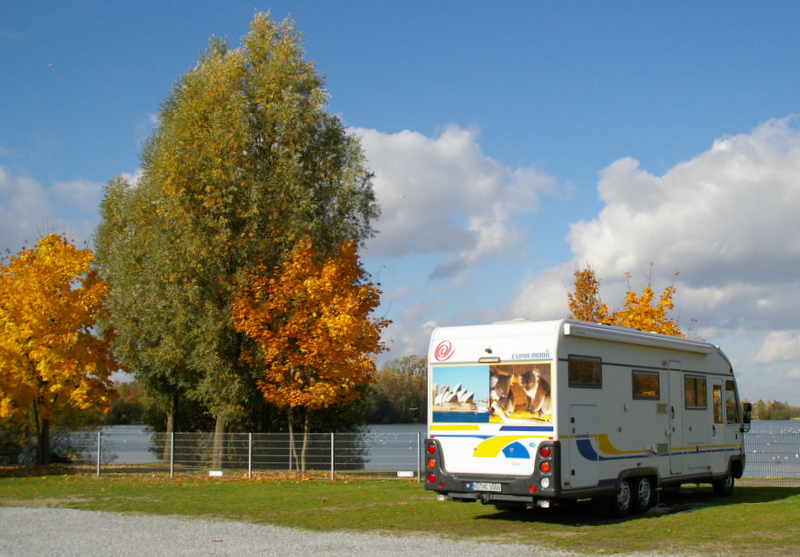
left=430, top=424, right=481, bottom=431
left=473, top=436, right=532, bottom=458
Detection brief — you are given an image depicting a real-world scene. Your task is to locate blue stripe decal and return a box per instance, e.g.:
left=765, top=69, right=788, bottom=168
left=501, top=441, right=531, bottom=459
left=576, top=438, right=599, bottom=461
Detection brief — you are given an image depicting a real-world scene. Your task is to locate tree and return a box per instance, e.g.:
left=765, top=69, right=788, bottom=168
left=567, top=265, right=608, bottom=322
left=365, top=356, right=428, bottom=424
left=231, top=237, right=389, bottom=471
left=94, top=13, right=379, bottom=462
left=0, top=234, right=118, bottom=464
left=567, top=264, right=684, bottom=337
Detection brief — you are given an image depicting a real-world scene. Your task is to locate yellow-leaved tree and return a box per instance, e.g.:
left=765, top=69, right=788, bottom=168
left=567, top=265, right=609, bottom=323
left=568, top=264, right=684, bottom=337
left=231, top=238, right=389, bottom=471
left=0, top=234, right=118, bottom=464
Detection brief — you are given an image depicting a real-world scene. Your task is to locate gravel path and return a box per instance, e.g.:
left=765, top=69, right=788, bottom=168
left=1, top=507, right=583, bottom=557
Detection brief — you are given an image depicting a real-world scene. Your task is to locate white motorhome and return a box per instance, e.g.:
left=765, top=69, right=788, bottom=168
left=424, top=319, right=751, bottom=516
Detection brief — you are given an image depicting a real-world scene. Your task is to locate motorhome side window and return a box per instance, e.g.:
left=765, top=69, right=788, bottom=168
left=684, top=375, right=708, bottom=409
left=632, top=370, right=660, bottom=399
left=568, top=356, right=602, bottom=388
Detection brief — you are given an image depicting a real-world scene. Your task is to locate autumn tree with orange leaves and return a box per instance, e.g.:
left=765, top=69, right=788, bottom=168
left=568, top=264, right=684, bottom=337
left=231, top=238, right=389, bottom=471
left=0, top=234, right=118, bottom=464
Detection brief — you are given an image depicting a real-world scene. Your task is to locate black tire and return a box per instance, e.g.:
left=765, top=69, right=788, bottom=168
left=712, top=473, right=734, bottom=496
left=632, top=476, right=655, bottom=513
left=608, top=479, right=632, bottom=518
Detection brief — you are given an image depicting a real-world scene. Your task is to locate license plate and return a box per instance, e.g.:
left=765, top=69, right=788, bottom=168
left=469, top=482, right=502, bottom=492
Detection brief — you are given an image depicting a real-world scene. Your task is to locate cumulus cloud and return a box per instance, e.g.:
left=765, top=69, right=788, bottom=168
left=0, top=165, right=102, bottom=251
left=354, top=125, right=556, bottom=280
left=753, top=331, right=800, bottom=364
left=509, top=116, right=800, bottom=336
left=570, top=117, right=800, bottom=288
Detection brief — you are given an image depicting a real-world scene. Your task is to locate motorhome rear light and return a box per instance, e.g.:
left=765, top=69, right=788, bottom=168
left=528, top=485, right=537, bottom=493
left=426, top=444, right=436, bottom=454
left=540, top=446, right=551, bottom=458
left=427, top=458, right=436, bottom=469
left=438, top=481, right=445, bottom=488
left=539, top=461, right=551, bottom=473
left=427, top=473, right=436, bottom=483
left=540, top=477, right=551, bottom=489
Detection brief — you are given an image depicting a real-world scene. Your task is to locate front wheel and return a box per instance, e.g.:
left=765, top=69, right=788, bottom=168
left=712, top=473, right=734, bottom=496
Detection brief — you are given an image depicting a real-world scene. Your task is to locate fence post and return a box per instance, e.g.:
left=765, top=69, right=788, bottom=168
left=248, top=432, right=253, bottom=479
left=330, top=432, right=335, bottom=481
left=96, top=430, right=101, bottom=477
left=416, top=432, right=421, bottom=482
left=169, top=432, right=174, bottom=478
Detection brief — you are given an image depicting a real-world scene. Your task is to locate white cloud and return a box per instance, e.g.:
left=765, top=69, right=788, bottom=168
left=0, top=165, right=101, bottom=251
left=753, top=331, right=800, bottom=364
left=354, top=125, right=556, bottom=280
left=510, top=116, right=800, bottom=334
left=52, top=178, right=104, bottom=208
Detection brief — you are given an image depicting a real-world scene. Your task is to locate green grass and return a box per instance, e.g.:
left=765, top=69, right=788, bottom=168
left=1, top=474, right=799, bottom=556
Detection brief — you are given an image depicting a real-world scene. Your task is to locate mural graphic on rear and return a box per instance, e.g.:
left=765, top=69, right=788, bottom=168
left=431, top=363, right=552, bottom=424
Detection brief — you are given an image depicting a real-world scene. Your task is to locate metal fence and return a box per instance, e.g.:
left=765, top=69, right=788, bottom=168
left=4, top=428, right=800, bottom=486
left=23, top=428, right=425, bottom=480
left=740, top=431, right=800, bottom=487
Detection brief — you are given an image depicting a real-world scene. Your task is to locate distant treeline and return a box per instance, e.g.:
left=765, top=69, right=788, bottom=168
left=745, top=399, right=800, bottom=421
left=106, top=355, right=429, bottom=430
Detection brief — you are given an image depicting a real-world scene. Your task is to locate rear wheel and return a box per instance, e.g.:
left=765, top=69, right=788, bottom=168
left=712, top=473, right=734, bottom=496
left=632, top=476, right=655, bottom=513
left=608, top=479, right=632, bottom=517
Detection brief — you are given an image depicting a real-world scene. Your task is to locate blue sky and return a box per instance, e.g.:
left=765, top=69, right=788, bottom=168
left=4, top=1, right=800, bottom=403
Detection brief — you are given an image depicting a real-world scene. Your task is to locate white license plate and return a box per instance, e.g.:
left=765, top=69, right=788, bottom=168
left=470, top=482, right=502, bottom=492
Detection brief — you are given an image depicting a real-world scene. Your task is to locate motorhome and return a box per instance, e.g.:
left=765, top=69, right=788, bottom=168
left=424, top=319, right=751, bottom=516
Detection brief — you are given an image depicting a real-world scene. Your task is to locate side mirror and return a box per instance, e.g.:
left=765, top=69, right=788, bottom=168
left=741, top=402, right=752, bottom=433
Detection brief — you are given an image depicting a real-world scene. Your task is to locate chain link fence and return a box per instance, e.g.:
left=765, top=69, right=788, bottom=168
left=8, top=427, right=425, bottom=480
left=3, top=427, right=800, bottom=486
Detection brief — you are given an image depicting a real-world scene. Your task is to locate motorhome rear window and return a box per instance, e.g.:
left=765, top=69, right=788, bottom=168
left=632, top=370, right=660, bottom=399
left=568, top=356, right=602, bottom=388
left=684, top=375, right=707, bottom=409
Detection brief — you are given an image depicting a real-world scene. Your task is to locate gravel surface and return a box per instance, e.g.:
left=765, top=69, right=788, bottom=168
left=1, top=507, right=583, bottom=557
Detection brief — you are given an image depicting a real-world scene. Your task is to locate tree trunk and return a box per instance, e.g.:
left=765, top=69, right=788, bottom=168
left=162, top=392, right=177, bottom=463
left=211, top=413, right=226, bottom=470
left=300, top=409, right=310, bottom=473
left=37, top=417, right=51, bottom=466
left=287, top=406, right=300, bottom=471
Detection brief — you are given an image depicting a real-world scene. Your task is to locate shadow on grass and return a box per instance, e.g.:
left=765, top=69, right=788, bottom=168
left=472, top=485, right=799, bottom=526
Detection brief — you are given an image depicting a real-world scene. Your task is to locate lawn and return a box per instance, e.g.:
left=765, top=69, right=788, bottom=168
left=1, top=473, right=798, bottom=556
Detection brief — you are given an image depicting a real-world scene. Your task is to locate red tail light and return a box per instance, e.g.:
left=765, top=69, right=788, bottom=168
left=427, top=444, right=436, bottom=454
left=540, top=446, right=551, bottom=458
left=427, top=473, right=436, bottom=483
